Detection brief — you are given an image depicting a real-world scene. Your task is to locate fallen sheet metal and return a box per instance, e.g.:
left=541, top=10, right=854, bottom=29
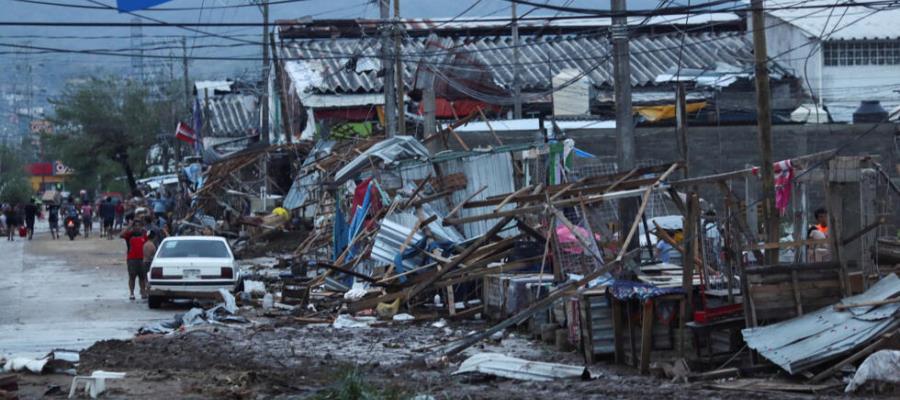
left=335, top=136, right=430, bottom=184
left=742, top=273, right=900, bottom=374
left=453, top=353, right=590, bottom=381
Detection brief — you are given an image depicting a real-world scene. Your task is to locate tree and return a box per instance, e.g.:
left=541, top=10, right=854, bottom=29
left=47, top=77, right=167, bottom=196
left=0, top=144, right=33, bottom=204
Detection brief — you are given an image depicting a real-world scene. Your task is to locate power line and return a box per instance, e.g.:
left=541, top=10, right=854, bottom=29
left=10, top=0, right=322, bottom=11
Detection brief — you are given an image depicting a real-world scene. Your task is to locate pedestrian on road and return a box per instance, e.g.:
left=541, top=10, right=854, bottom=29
left=5, top=204, right=19, bottom=241
left=47, top=202, right=60, bottom=240
left=23, top=199, right=38, bottom=240
left=114, top=201, right=124, bottom=233
left=99, top=197, right=115, bottom=239
left=142, top=230, right=157, bottom=299
left=121, top=221, right=148, bottom=300
left=81, top=202, right=93, bottom=239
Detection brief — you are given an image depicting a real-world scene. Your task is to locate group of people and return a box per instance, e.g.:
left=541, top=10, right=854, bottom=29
left=2, top=200, right=41, bottom=241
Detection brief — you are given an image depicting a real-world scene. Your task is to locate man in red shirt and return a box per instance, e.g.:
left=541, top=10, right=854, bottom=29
left=121, top=221, right=148, bottom=300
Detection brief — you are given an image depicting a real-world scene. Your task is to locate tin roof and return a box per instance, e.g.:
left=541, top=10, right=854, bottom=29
left=204, top=94, right=259, bottom=138
left=742, top=273, right=900, bottom=374
left=279, top=30, right=766, bottom=96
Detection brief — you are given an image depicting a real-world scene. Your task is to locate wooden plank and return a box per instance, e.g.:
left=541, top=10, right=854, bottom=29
left=445, top=185, right=487, bottom=220
left=834, top=297, right=900, bottom=311
left=791, top=270, right=804, bottom=316
left=640, top=300, right=655, bottom=375
left=612, top=296, right=625, bottom=364
left=747, top=239, right=830, bottom=250
left=670, top=149, right=836, bottom=187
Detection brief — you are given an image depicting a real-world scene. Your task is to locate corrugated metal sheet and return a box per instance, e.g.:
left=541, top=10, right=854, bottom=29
left=742, top=273, right=900, bottom=374
left=454, top=353, right=589, bottom=381
left=280, top=31, right=764, bottom=95
left=205, top=94, right=259, bottom=138
left=397, top=152, right=517, bottom=239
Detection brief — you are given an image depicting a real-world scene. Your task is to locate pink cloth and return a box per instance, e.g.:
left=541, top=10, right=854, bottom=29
left=556, top=225, right=601, bottom=255
left=751, top=159, right=795, bottom=216
left=774, top=160, right=794, bottom=216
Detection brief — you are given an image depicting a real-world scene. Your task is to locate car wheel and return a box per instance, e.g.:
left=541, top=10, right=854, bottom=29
left=148, top=295, right=163, bottom=309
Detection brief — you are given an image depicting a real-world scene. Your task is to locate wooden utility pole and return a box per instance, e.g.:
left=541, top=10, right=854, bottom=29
left=270, top=31, right=291, bottom=144
left=751, top=0, right=779, bottom=264
left=179, top=36, right=189, bottom=161
left=612, top=0, right=639, bottom=259
left=512, top=3, right=522, bottom=119
left=675, top=83, right=689, bottom=178
left=394, top=0, right=405, bottom=135
left=261, top=0, right=270, bottom=144
left=380, top=0, right=397, bottom=137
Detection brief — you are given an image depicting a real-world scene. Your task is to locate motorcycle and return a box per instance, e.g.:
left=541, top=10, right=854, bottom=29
left=65, top=216, right=79, bottom=240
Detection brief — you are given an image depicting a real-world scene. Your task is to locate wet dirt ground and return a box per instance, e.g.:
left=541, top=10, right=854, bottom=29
left=1, top=226, right=887, bottom=399
left=0, top=225, right=172, bottom=359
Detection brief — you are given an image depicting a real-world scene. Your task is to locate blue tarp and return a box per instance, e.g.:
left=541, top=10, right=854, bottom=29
left=116, top=0, right=172, bottom=12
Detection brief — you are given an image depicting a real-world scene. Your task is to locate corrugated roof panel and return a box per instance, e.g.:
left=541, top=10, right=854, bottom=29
left=204, top=94, right=258, bottom=138
left=281, top=31, right=774, bottom=96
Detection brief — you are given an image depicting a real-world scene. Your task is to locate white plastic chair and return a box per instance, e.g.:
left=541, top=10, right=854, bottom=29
left=68, top=371, right=126, bottom=399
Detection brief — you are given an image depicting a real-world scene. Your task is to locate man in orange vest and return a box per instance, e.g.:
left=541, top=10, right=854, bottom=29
left=809, top=208, right=831, bottom=262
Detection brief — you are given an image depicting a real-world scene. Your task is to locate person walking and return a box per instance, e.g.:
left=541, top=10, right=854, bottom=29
left=80, top=201, right=94, bottom=239
left=23, top=199, right=38, bottom=240
left=47, top=201, right=60, bottom=240
left=142, top=230, right=157, bottom=300
left=121, top=221, right=148, bottom=301
left=3, top=204, right=15, bottom=241
left=99, top=197, right=115, bottom=239
left=114, top=200, right=125, bottom=233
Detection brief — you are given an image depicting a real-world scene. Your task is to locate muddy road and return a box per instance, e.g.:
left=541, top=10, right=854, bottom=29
left=0, top=225, right=171, bottom=358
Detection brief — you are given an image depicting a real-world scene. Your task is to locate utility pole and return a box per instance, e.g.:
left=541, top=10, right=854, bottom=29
left=751, top=0, right=779, bottom=264
left=611, top=0, right=638, bottom=259
left=512, top=3, right=522, bottom=119
left=675, top=83, right=689, bottom=178
left=380, top=0, right=397, bottom=137
left=261, top=0, right=271, bottom=144
left=180, top=36, right=190, bottom=161
left=394, top=0, right=405, bottom=135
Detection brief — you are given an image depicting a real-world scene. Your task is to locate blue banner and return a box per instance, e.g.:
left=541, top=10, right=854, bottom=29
left=116, top=0, right=173, bottom=12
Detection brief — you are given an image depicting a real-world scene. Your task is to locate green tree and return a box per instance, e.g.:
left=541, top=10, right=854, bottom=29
left=47, top=77, right=167, bottom=196
left=0, top=144, right=33, bottom=204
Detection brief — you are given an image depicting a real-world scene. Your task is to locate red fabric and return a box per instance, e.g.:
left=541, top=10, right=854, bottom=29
left=175, top=122, right=196, bottom=144
left=25, top=162, right=53, bottom=176
left=350, top=178, right=373, bottom=222
left=314, top=107, right=378, bottom=122
left=417, top=98, right=500, bottom=118
left=122, top=230, right=147, bottom=260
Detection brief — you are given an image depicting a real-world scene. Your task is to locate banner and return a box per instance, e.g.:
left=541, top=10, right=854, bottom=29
left=175, top=122, right=196, bottom=144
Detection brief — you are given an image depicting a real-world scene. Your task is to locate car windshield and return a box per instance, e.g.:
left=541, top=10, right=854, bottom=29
left=157, top=240, right=231, bottom=258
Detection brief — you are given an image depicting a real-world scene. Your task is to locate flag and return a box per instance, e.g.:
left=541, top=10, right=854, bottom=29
left=175, top=122, right=196, bottom=144
left=116, top=0, right=172, bottom=12
left=192, top=97, right=204, bottom=155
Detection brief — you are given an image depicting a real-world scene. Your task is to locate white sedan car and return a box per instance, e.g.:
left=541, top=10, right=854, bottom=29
left=147, top=236, right=241, bottom=309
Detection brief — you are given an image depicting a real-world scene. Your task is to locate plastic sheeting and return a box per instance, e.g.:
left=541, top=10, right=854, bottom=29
left=609, top=280, right=684, bottom=301
left=845, top=350, right=900, bottom=392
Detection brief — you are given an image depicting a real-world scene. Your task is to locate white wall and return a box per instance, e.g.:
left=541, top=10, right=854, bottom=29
left=751, top=14, right=823, bottom=99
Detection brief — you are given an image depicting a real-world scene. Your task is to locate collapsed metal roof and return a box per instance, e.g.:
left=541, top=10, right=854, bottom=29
left=279, top=30, right=779, bottom=96
left=742, top=273, right=900, bottom=375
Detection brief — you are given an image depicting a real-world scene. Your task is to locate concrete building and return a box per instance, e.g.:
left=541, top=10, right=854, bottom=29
left=755, top=0, right=900, bottom=121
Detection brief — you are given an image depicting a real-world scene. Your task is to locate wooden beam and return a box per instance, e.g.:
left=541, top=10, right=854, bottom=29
left=445, top=185, right=488, bottom=220
left=617, top=163, right=681, bottom=262
left=639, top=300, right=655, bottom=375
left=834, top=297, right=900, bottom=311
left=670, top=149, right=837, bottom=188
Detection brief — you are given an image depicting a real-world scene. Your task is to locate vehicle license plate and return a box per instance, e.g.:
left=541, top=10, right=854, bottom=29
left=184, top=269, right=201, bottom=279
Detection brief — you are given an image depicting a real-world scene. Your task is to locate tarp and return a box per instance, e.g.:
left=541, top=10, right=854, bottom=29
left=634, top=102, right=707, bottom=122
left=116, top=0, right=172, bottom=12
